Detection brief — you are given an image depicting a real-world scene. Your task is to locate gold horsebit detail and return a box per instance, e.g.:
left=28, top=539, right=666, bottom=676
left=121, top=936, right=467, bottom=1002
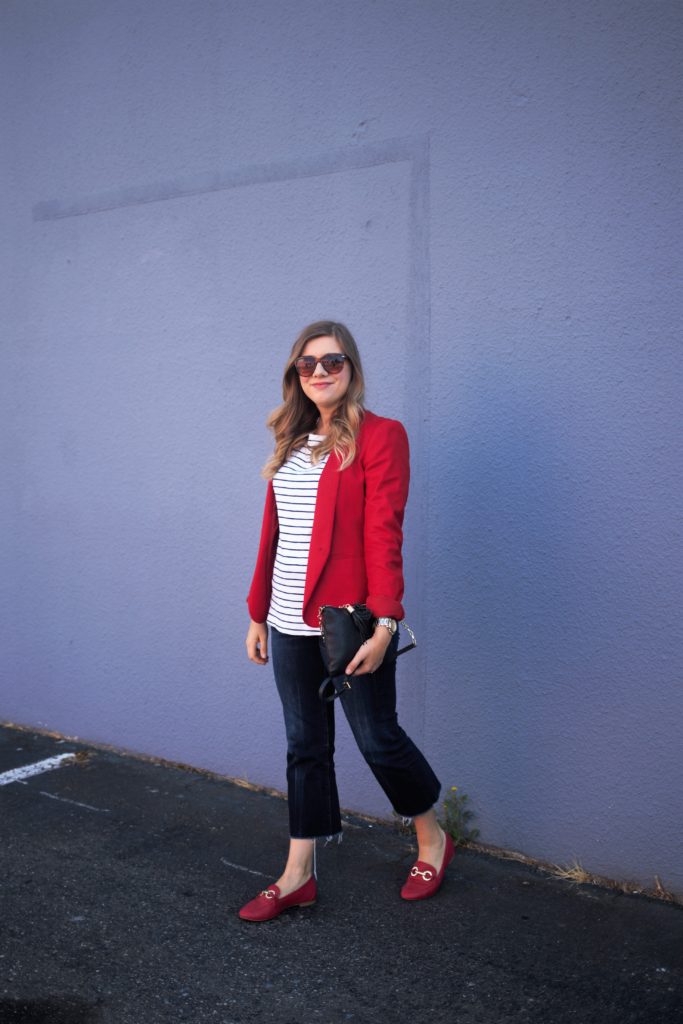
left=410, top=866, right=434, bottom=881
left=261, top=889, right=277, bottom=899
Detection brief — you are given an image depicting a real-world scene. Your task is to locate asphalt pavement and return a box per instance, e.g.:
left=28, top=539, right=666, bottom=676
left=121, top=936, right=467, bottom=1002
left=1, top=723, right=681, bottom=1024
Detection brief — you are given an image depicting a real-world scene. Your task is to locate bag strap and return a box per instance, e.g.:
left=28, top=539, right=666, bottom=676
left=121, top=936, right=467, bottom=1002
left=394, top=618, right=417, bottom=658
left=318, top=674, right=352, bottom=703
left=318, top=619, right=417, bottom=702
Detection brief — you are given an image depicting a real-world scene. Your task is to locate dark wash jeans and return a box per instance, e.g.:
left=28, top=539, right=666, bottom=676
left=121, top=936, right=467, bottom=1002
left=270, top=625, right=442, bottom=839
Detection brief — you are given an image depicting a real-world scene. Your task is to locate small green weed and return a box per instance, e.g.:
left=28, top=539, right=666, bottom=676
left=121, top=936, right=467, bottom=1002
left=440, top=786, right=479, bottom=846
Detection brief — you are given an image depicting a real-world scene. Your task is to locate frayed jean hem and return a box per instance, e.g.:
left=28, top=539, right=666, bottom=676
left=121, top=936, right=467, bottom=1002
left=395, top=799, right=438, bottom=823
left=289, top=829, right=343, bottom=844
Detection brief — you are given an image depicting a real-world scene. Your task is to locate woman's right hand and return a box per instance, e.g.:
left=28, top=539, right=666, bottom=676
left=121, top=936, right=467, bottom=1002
left=246, top=620, right=269, bottom=665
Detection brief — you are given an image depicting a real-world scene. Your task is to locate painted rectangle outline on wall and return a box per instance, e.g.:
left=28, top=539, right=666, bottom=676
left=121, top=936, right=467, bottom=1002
left=33, top=135, right=432, bottom=733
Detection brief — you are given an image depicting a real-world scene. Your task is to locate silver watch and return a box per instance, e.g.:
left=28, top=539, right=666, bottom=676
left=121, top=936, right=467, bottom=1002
left=375, top=616, right=397, bottom=636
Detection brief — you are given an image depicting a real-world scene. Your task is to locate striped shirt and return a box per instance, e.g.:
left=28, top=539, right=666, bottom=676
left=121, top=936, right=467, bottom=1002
left=266, top=434, right=329, bottom=635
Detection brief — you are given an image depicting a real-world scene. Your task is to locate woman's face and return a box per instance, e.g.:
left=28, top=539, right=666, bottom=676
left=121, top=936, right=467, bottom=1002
left=297, top=334, right=352, bottom=416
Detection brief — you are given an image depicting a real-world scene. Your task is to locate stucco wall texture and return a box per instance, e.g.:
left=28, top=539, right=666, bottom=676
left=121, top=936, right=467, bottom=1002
left=2, top=0, right=681, bottom=892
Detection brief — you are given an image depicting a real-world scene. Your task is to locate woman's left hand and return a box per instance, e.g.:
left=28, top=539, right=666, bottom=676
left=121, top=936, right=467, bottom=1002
left=345, top=626, right=393, bottom=676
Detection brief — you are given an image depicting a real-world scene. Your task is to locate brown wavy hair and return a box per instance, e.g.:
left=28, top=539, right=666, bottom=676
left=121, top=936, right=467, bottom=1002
left=262, top=320, right=366, bottom=479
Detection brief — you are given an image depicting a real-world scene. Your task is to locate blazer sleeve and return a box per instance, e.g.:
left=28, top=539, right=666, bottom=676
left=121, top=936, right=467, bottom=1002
left=246, top=481, right=278, bottom=624
left=362, top=419, right=410, bottom=619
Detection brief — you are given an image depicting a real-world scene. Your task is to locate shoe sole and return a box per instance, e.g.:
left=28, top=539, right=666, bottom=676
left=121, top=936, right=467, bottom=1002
left=239, top=899, right=317, bottom=921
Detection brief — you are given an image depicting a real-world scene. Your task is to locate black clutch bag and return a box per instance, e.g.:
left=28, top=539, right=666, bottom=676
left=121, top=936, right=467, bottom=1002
left=317, top=603, right=416, bottom=702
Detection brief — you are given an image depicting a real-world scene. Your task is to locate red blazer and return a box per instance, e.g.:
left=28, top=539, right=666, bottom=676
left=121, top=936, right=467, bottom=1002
left=247, top=410, right=410, bottom=628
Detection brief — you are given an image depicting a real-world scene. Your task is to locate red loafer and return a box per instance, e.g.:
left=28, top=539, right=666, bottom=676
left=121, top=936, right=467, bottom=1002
left=238, top=876, right=317, bottom=922
left=400, top=832, right=455, bottom=901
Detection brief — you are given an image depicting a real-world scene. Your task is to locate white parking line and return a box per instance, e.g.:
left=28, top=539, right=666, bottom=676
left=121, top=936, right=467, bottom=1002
left=29, top=787, right=110, bottom=813
left=220, top=858, right=270, bottom=878
left=0, top=753, right=77, bottom=786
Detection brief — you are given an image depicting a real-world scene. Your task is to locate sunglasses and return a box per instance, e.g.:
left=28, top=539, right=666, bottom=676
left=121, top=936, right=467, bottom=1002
left=294, top=353, right=349, bottom=377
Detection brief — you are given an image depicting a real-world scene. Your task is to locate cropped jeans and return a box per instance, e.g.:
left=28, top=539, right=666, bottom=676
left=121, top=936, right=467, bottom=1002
left=270, top=625, right=442, bottom=840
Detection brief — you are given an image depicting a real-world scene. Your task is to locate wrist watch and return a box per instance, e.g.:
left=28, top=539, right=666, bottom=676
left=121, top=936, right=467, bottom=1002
left=375, top=616, right=397, bottom=636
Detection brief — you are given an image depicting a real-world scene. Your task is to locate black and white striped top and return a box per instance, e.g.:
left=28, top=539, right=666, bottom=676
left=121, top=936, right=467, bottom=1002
left=266, top=434, right=329, bottom=635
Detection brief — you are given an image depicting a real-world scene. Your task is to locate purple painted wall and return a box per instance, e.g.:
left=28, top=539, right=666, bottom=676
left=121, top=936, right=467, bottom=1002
left=1, top=0, right=681, bottom=892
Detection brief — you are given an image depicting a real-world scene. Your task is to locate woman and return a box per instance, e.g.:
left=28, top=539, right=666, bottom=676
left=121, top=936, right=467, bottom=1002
left=241, top=321, right=453, bottom=922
